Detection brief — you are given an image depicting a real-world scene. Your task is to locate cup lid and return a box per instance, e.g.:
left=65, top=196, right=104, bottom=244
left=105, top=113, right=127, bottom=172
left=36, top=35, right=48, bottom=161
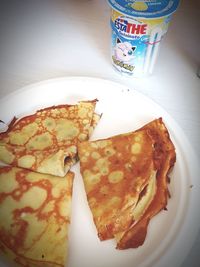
left=108, top=0, right=180, bottom=18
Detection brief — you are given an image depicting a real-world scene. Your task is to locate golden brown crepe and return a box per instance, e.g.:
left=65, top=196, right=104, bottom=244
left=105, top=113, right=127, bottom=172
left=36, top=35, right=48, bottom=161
left=78, top=127, right=156, bottom=240
left=0, top=100, right=99, bottom=177
left=78, top=118, right=176, bottom=249
left=0, top=166, right=74, bottom=267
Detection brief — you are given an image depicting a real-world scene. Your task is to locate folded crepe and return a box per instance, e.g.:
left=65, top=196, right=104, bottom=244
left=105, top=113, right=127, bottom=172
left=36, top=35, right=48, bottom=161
left=0, top=100, right=100, bottom=177
left=0, top=166, right=74, bottom=266
left=78, top=118, right=176, bottom=249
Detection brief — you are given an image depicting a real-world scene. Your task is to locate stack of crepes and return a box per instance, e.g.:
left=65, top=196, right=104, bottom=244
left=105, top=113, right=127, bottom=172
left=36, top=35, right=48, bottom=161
left=0, top=99, right=100, bottom=267
left=78, top=118, right=176, bottom=249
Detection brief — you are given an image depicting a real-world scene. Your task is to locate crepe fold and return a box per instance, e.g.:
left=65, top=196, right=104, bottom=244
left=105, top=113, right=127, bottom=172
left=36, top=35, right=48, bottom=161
left=78, top=118, right=176, bottom=249
left=0, top=100, right=100, bottom=177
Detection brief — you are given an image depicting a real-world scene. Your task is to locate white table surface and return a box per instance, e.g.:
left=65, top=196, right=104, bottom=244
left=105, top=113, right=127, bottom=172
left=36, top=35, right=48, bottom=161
left=0, top=0, right=199, bottom=266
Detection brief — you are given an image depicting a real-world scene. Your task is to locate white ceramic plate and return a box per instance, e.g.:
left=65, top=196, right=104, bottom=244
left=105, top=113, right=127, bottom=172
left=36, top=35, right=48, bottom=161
left=0, top=77, right=199, bottom=267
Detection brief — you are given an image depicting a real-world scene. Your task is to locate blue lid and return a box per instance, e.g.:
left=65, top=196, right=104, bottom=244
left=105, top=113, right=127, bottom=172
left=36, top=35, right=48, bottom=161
left=108, top=0, right=180, bottom=18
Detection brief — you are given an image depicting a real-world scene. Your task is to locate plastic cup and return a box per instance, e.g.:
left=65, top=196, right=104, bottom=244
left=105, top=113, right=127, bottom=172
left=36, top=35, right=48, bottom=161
left=108, top=0, right=180, bottom=77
